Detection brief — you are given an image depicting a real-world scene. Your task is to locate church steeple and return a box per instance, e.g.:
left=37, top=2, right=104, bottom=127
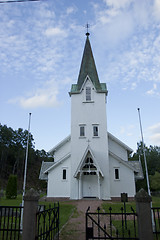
left=77, top=33, right=101, bottom=91
left=69, top=33, right=108, bottom=95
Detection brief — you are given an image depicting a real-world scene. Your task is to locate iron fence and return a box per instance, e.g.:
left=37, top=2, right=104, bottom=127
left=0, top=206, right=23, bottom=240
left=152, top=207, right=160, bottom=240
left=86, top=206, right=139, bottom=240
left=36, top=202, right=59, bottom=240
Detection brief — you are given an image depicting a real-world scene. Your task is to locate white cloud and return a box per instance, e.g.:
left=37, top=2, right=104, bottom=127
left=131, top=82, right=137, bottom=90
left=147, top=123, right=160, bottom=145
left=153, top=0, right=160, bottom=20
left=103, top=0, right=133, bottom=11
left=148, top=122, right=160, bottom=133
left=146, top=84, right=157, bottom=95
left=119, top=124, right=135, bottom=137
left=66, top=6, right=77, bottom=15
left=45, top=27, right=67, bottom=37
left=8, top=80, right=60, bottom=109
left=146, top=84, right=160, bottom=97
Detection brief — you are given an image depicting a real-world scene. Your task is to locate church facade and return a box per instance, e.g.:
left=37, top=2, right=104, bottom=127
left=39, top=33, right=143, bottom=200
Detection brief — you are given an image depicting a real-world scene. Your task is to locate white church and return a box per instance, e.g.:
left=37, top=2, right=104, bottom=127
left=39, top=32, right=143, bottom=200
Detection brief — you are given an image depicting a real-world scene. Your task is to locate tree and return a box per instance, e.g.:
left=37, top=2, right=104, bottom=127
left=6, top=175, right=17, bottom=199
left=0, top=123, right=53, bottom=191
left=130, top=142, right=160, bottom=192
left=150, top=172, right=160, bottom=191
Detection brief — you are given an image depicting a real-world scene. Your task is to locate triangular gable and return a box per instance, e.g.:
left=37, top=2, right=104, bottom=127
left=48, top=135, right=71, bottom=155
left=44, top=153, right=71, bottom=173
left=108, top=132, right=133, bottom=153
left=80, top=75, right=93, bottom=92
left=109, top=150, right=137, bottom=172
left=74, top=145, right=104, bottom=178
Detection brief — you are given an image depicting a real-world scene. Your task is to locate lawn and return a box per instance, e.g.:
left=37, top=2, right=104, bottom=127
left=0, top=194, right=23, bottom=206
left=101, top=197, right=160, bottom=239
left=1, top=194, right=160, bottom=239
left=0, top=194, right=76, bottom=232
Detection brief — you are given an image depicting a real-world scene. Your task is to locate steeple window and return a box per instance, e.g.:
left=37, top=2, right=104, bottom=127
left=93, top=125, right=99, bottom=137
left=86, top=87, right=91, bottom=101
left=79, top=125, right=85, bottom=137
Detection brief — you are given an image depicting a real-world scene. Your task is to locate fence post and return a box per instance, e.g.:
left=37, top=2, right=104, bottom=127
left=135, top=188, right=154, bottom=240
left=22, top=188, right=39, bottom=240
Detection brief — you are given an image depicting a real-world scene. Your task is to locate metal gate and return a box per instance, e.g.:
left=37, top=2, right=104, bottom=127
left=152, top=207, right=160, bottom=240
left=0, top=206, right=23, bottom=240
left=86, top=206, right=139, bottom=240
left=36, top=202, right=59, bottom=240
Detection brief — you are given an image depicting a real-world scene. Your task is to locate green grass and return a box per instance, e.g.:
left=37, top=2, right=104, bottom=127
left=152, top=196, right=160, bottom=207
left=101, top=197, right=160, bottom=239
left=0, top=194, right=23, bottom=206
left=1, top=195, right=160, bottom=239
left=102, top=201, right=136, bottom=213
left=110, top=219, right=138, bottom=238
left=0, top=195, right=75, bottom=240
left=39, top=201, right=75, bottom=230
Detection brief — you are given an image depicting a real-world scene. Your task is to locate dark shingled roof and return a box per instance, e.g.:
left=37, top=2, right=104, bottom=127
left=69, top=35, right=108, bottom=95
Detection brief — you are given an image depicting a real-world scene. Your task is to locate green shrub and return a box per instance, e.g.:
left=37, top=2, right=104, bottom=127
left=6, top=175, right=17, bottom=199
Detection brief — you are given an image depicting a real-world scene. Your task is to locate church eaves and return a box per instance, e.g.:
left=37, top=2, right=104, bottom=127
left=69, top=34, right=108, bottom=95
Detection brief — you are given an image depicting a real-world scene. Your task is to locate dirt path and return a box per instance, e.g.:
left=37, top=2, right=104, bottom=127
left=59, top=199, right=103, bottom=240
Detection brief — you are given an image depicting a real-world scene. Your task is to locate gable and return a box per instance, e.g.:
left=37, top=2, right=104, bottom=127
left=74, top=146, right=104, bottom=178
left=48, top=135, right=71, bottom=161
left=109, top=150, right=143, bottom=180
left=44, top=153, right=71, bottom=173
left=108, top=132, right=133, bottom=161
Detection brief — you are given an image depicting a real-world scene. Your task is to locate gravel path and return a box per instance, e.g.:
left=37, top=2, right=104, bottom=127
left=59, top=199, right=103, bottom=240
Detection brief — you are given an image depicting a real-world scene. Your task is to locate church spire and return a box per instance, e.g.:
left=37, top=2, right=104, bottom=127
left=77, top=32, right=101, bottom=91
left=69, top=33, right=108, bottom=96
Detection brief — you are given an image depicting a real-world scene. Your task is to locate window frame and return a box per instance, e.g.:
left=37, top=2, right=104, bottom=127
left=93, top=124, right=99, bottom=137
left=114, top=168, right=120, bottom=180
left=62, top=169, right=67, bottom=180
left=86, top=86, right=91, bottom=101
left=79, top=124, right=86, bottom=137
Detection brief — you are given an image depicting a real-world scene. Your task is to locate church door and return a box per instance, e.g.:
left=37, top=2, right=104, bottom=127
left=82, top=173, right=98, bottom=198
left=81, top=155, right=99, bottom=198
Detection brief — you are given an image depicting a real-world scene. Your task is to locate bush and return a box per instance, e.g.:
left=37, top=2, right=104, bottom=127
left=6, top=175, right=17, bottom=199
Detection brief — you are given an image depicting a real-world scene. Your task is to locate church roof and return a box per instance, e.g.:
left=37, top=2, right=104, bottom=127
left=39, top=161, right=54, bottom=180
left=69, top=34, right=108, bottom=95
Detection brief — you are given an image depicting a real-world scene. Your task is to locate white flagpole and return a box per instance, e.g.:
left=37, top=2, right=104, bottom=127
left=137, top=108, right=151, bottom=196
left=21, top=112, right=32, bottom=230
left=137, top=108, right=155, bottom=230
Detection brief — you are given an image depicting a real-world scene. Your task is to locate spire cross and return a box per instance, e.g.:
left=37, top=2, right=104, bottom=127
left=85, top=23, right=90, bottom=36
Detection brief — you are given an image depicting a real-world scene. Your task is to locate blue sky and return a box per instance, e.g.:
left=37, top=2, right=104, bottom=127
left=0, top=0, right=160, bottom=152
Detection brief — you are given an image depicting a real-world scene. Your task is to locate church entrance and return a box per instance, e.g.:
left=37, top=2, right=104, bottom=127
left=82, top=172, right=98, bottom=198
left=80, top=155, right=99, bottom=198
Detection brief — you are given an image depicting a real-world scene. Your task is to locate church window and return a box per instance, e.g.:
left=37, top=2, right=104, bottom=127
left=82, top=157, right=97, bottom=175
left=114, top=168, right=120, bottom=180
left=93, top=125, right=99, bottom=137
left=80, top=125, right=85, bottom=137
left=86, top=87, right=91, bottom=101
left=63, top=169, right=67, bottom=180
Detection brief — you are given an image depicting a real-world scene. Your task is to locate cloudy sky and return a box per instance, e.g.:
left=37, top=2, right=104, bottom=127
left=1, top=0, right=160, bottom=152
